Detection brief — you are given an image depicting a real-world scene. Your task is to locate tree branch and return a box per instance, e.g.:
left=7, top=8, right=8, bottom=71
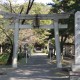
left=19, top=5, right=24, bottom=14
left=0, top=26, right=13, bottom=46
left=8, top=0, right=12, bottom=13
left=21, top=0, right=35, bottom=24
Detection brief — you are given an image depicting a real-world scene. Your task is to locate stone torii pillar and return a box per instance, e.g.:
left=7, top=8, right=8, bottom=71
left=12, top=19, right=19, bottom=68
left=54, top=19, right=62, bottom=68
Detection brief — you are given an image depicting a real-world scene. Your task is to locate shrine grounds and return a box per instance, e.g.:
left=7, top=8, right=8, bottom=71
left=0, top=53, right=73, bottom=80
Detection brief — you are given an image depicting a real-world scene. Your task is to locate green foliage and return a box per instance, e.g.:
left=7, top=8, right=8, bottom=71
left=0, top=53, right=9, bottom=64
left=50, top=0, right=80, bottom=40
left=18, top=3, right=51, bottom=47
left=40, top=20, right=52, bottom=25
left=51, top=38, right=55, bottom=44
left=0, top=1, right=52, bottom=63
left=18, top=53, right=25, bottom=60
left=33, top=28, right=50, bottom=45
left=30, top=3, right=50, bottom=14
left=50, top=0, right=80, bottom=53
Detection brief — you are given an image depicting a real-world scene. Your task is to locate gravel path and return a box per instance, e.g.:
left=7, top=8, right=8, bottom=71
left=0, top=53, right=70, bottom=80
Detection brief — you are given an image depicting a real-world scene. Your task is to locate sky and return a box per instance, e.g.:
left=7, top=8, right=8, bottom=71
left=1, top=0, right=53, bottom=4
left=16, top=0, right=53, bottom=4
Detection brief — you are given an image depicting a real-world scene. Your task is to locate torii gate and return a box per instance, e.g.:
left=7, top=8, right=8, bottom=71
left=0, top=11, right=71, bottom=68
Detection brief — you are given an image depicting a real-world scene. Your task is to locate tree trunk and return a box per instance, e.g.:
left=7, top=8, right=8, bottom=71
left=60, top=36, right=64, bottom=53
left=0, top=27, right=13, bottom=65
left=6, top=45, right=13, bottom=65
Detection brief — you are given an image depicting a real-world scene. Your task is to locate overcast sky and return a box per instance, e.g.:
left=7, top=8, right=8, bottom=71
left=16, top=0, right=53, bottom=4
left=3, top=0, right=53, bottom=4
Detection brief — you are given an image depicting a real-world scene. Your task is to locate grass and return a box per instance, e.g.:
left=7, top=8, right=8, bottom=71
left=0, top=53, right=9, bottom=65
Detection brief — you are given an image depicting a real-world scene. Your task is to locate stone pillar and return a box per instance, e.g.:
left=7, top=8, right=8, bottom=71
left=72, top=11, right=80, bottom=71
left=12, top=19, right=19, bottom=68
left=70, top=11, right=80, bottom=80
left=54, top=20, right=62, bottom=68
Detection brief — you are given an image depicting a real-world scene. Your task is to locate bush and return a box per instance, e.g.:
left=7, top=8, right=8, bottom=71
left=0, top=53, right=9, bottom=64
left=18, top=53, right=25, bottom=60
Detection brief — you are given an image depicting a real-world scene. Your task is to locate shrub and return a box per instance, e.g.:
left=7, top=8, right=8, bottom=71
left=0, top=53, right=9, bottom=64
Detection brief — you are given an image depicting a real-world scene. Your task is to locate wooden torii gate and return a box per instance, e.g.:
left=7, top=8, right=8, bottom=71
left=0, top=11, right=71, bottom=68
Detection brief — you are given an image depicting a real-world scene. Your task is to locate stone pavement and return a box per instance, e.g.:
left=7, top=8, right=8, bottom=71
left=0, top=53, right=70, bottom=80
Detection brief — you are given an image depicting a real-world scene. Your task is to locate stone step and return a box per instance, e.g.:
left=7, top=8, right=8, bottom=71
left=70, top=71, right=80, bottom=76
left=70, top=71, right=80, bottom=80
left=72, top=64, right=80, bottom=71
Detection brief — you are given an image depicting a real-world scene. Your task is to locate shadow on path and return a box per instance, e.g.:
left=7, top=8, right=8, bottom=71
left=0, top=53, right=70, bottom=80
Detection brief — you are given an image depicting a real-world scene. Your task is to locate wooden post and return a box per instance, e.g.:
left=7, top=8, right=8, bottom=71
left=12, top=19, right=19, bottom=68
left=26, top=50, right=28, bottom=63
left=54, top=19, right=62, bottom=68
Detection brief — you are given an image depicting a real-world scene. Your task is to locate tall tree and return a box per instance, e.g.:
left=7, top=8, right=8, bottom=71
left=49, top=0, right=80, bottom=54
left=0, top=0, right=35, bottom=65
left=19, top=3, right=51, bottom=49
